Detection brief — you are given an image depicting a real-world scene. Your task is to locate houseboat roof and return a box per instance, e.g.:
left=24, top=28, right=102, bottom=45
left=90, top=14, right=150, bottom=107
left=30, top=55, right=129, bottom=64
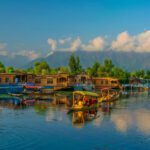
left=73, top=91, right=99, bottom=97
left=93, top=77, right=119, bottom=81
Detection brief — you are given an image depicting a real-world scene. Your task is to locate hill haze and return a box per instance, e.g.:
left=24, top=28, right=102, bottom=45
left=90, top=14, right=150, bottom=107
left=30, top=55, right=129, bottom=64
left=26, top=51, right=150, bottom=71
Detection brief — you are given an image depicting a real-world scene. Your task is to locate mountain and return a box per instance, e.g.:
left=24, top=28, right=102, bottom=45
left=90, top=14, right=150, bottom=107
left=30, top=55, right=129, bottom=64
left=0, top=55, right=31, bottom=68
left=26, top=51, right=150, bottom=71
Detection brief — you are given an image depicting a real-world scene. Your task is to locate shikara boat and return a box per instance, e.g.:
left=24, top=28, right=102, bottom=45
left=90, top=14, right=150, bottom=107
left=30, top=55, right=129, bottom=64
left=70, top=91, right=101, bottom=111
left=98, top=88, right=120, bottom=102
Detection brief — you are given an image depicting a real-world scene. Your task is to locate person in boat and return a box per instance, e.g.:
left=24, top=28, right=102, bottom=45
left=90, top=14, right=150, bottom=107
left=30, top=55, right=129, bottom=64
left=84, top=96, right=89, bottom=106
left=78, top=96, right=83, bottom=107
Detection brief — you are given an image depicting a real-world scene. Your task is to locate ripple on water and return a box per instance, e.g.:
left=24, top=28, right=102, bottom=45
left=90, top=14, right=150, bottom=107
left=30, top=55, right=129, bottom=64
left=0, top=125, right=44, bottom=150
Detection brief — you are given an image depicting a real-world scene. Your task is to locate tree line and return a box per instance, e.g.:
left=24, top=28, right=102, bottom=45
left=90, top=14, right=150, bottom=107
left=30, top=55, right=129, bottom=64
left=0, top=54, right=150, bottom=81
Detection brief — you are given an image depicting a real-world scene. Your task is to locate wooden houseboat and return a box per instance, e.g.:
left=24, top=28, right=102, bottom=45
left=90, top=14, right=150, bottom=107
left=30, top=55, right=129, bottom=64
left=92, top=77, right=121, bottom=90
left=34, top=73, right=72, bottom=91
left=68, top=73, right=94, bottom=91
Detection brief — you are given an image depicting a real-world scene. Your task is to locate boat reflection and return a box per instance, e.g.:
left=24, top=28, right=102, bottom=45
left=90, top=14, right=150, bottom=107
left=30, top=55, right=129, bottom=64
left=101, top=101, right=114, bottom=115
left=0, top=97, right=23, bottom=110
left=71, top=109, right=100, bottom=128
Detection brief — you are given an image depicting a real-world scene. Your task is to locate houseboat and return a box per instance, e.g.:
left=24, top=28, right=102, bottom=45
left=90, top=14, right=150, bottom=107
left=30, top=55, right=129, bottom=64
left=69, top=73, right=94, bottom=91
left=34, top=73, right=73, bottom=91
left=0, top=73, right=35, bottom=94
left=93, top=77, right=121, bottom=90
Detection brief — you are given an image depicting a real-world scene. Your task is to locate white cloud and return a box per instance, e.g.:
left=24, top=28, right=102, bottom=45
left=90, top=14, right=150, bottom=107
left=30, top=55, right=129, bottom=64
left=59, top=37, right=72, bottom=45
left=47, top=38, right=57, bottom=50
left=17, top=50, right=40, bottom=60
left=47, top=36, right=105, bottom=52
left=81, top=36, right=105, bottom=51
left=111, top=30, right=150, bottom=52
left=0, top=43, right=7, bottom=50
left=70, top=37, right=81, bottom=51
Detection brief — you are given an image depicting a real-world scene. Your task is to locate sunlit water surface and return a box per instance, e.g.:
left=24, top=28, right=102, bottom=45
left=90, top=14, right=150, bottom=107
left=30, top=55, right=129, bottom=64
left=0, top=92, right=150, bottom=150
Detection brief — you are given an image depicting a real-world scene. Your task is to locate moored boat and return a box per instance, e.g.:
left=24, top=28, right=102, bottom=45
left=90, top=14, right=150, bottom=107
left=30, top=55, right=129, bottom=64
left=69, top=91, right=102, bottom=112
left=98, top=88, right=120, bottom=102
left=22, top=99, right=35, bottom=105
left=0, top=84, right=24, bottom=94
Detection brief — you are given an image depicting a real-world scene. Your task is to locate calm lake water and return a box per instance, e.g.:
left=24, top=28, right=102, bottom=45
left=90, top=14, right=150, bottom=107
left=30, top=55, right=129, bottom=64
left=0, top=92, right=150, bottom=150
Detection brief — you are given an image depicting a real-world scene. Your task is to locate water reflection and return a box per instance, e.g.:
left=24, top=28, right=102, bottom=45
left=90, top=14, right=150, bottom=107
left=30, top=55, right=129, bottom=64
left=0, top=91, right=150, bottom=135
left=71, top=109, right=99, bottom=128
left=111, top=108, right=150, bottom=135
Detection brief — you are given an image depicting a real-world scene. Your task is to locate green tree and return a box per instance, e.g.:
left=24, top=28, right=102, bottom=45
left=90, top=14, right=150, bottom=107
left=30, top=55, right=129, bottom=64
left=26, top=67, right=34, bottom=74
left=68, top=54, right=76, bottom=75
left=103, top=59, right=114, bottom=72
left=145, top=70, right=150, bottom=79
left=68, top=54, right=82, bottom=75
left=76, top=56, right=82, bottom=73
left=58, top=66, right=69, bottom=74
left=131, top=70, right=145, bottom=78
left=0, top=61, right=5, bottom=73
left=34, top=61, right=51, bottom=75
left=6, top=66, right=14, bottom=73
left=90, top=62, right=100, bottom=77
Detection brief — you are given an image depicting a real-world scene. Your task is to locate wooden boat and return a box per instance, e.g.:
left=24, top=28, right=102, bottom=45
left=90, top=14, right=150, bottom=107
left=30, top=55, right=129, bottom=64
left=22, top=99, right=35, bottom=105
left=8, top=93, right=24, bottom=97
left=98, top=88, right=120, bottom=102
left=69, top=91, right=102, bottom=111
left=24, top=85, right=42, bottom=90
left=72, top=109, right=99, bottom=128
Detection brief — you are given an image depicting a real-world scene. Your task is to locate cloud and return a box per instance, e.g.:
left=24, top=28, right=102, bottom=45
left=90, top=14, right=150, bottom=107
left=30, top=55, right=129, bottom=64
left=47, top=36, right=105, bottom=52
left=48, top=37, right=82, bottom=52
left=111, top=30, right=150, bottom=52
left=59, top=37, right=72, bottom=45
left=47, top=38, right=57, bottom=50
left=0, top=43, right=7, bottom=50
left=81, top=36, right=105, bottom=51
left=17, top=50, right=40, bottom=60
left=70, top=37, right=81, bottom=51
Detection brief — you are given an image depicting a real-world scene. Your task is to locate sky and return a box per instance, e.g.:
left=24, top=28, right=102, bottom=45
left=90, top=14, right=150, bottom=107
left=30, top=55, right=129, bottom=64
left=0, top=0, right=150, bottom=59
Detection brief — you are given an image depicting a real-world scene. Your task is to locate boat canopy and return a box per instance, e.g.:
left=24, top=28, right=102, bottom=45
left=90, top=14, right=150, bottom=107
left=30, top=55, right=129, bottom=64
left=73, top=91, right=99, bottom=97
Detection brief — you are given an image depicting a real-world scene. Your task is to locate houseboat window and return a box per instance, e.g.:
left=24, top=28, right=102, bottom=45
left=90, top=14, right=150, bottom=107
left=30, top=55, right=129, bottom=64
left=5, top=78, right=9, bottom=83
left=58, top=77, right=67, bottom=83
left=47, top=78, right=53, bottom=84
left=101, top=80, right=104, bottom=84
left=35, top=79, right=41, bottom=84
left=111, top=81, right=117, bottom=84
left=105, top=80, right=108, bottom=84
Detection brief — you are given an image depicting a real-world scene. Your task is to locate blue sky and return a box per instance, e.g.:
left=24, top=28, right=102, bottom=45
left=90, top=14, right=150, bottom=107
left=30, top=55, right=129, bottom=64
left=0, top=0, right=150, bottom=59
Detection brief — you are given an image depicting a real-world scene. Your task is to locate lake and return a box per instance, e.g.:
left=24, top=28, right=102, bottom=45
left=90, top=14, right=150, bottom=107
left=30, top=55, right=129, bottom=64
left=0, top=91, right=150, bottom=150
